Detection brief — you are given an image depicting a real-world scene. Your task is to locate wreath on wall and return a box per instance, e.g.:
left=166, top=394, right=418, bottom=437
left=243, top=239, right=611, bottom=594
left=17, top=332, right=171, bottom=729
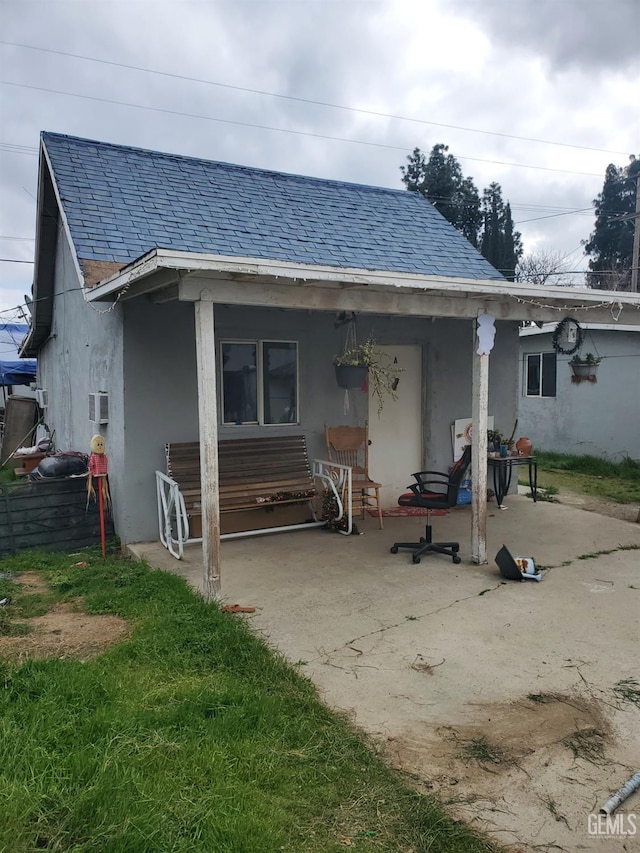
left=551, top=316, right=584, bottom=355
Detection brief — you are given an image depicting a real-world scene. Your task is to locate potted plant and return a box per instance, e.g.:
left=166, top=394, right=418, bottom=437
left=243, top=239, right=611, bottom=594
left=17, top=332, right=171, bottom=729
left=334, top=333, right=403, bottom=414
left=487, top=429, right=503, bottom=453
left=570, top=352, right=601, bottom=383
left=334, top=344, right=369, bottom=390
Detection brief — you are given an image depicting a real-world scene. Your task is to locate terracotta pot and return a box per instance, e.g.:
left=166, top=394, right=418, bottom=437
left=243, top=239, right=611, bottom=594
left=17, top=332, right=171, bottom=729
left=516, top=436, right=533, bottom=457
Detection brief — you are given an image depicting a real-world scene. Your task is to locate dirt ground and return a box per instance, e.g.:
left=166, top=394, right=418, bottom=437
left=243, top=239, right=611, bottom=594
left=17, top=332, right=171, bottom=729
left=0, top=571, right=128, bottom=662
left=383, top=689, right=638, bottom=853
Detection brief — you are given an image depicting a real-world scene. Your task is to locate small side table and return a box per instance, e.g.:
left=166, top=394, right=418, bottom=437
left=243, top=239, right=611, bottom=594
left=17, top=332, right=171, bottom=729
left=487, top=455, right=538, bottom=508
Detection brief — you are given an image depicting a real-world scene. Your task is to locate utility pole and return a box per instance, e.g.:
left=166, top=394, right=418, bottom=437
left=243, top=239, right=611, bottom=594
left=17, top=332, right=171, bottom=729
left=631, top=170, right=640, bottom=293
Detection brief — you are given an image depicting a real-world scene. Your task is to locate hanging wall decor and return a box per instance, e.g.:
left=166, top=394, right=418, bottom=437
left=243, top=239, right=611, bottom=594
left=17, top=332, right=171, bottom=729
left=551, top=316, right=584, bottom=355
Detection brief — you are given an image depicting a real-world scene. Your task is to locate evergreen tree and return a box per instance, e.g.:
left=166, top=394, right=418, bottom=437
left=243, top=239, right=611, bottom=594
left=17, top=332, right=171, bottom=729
left=480, top=183, right=523, bottom=280
left=583, top=156, right=640, bottom=291
left=400, top=145, right=482, bottom=246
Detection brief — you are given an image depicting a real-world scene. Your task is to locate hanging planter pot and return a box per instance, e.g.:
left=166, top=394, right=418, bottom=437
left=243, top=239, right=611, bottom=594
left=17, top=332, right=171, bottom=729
left=570, top=354, right=600, bottom=384
left=570, top=362, right=599, bottom=383
left=334, top=363, right=368, bottom=389
left=333, top=313, right=402, bottom=411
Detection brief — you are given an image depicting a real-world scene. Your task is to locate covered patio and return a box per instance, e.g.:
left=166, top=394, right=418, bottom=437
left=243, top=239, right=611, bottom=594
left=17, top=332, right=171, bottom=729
left=25, top=132, right=640, bottom=602
left=130, top=494, right=640, bottom=852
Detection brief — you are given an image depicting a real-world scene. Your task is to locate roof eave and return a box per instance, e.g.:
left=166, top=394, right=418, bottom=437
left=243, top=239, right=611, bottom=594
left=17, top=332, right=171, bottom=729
left=85, top=248, right=640, bottom=318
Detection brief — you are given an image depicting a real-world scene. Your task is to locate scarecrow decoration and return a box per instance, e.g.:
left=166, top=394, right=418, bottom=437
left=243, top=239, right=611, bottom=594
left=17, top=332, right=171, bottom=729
left=87, top=434, right=111, bottom=557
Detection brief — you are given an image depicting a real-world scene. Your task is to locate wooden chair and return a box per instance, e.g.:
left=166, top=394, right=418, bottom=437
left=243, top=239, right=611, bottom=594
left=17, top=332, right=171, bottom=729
left=324, top=425, right=383, bottom=529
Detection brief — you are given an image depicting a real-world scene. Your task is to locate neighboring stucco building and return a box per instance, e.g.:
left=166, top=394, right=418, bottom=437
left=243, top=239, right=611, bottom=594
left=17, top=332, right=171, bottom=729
left=21, top=132, right=640, bottom=588
left=519, top=324, right=640, bottom=460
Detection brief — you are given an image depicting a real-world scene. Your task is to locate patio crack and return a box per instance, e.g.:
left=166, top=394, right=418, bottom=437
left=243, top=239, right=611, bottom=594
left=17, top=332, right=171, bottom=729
left=316, top=582, right=503, bottom=661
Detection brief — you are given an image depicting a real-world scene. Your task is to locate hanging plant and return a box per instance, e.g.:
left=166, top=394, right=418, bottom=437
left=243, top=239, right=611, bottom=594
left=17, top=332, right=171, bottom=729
left=333, top=315, right=403, bottom=413
left=551, top=317, right=584, bottom=355
left=569, top=352, right=601, bottom=384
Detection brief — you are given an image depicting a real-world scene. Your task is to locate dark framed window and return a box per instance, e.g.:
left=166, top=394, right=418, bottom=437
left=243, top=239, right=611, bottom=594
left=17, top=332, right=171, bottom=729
left=525, top=352, right=556, bottom=398
left=221, top=340, right=298, bottom=425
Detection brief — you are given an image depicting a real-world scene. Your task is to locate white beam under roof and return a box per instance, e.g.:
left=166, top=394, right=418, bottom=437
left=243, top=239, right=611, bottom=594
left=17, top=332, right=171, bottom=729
left=85, top=248, right=640, bottom=325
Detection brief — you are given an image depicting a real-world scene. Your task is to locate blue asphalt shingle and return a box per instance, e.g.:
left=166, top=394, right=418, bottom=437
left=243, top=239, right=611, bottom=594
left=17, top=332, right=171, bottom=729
left=42, top=132, right=504, bottom=281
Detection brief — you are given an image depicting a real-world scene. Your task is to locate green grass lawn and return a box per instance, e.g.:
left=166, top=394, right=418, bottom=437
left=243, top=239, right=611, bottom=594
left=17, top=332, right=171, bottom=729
left=0, top=548, right=500, bottom=853
left=520, top=451, right=640, bottom=505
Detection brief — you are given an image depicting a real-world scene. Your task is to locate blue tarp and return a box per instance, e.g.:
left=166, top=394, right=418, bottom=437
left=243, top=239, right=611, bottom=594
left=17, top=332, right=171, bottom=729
left=0, top=322, right=36, bottom=387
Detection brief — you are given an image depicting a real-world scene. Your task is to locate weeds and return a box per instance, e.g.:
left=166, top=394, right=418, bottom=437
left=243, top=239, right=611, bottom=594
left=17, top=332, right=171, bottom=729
left=458, top=736, right=513, bottom=769
left=613, top=678, right=640, bottom=707
left=527, top=692, right=563, bottom=704
left=577, top=544, right=640, bottom=561
left=531, top=485, right=560, bottom=502
left=563, top=728, right=606, bottom=763
left=0, top=467, right=17, bottom=485
left=543, top=796, right=571, bottom=829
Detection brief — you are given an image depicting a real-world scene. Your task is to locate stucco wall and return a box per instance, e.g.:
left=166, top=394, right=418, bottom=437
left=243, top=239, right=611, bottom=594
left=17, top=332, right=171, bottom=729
left=38, top=225, right=125, bottom=522
left=37, top=239, right=521, bottom=545
left=120, top=301, right=519, bottom=543
left=518, top=329, right=640, bottom=459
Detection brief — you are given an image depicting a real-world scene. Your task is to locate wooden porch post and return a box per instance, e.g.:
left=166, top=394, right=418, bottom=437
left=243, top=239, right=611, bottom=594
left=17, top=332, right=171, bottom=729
left=194, top=296, right=221, bottom=600
left=471, top=318, right=489, bottom=565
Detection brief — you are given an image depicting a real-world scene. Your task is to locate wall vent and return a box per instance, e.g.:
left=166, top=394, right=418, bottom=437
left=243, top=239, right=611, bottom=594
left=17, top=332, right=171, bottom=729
left=89, top=392, right=109, bottom=424
left=35, top=389, right=48, bottom=409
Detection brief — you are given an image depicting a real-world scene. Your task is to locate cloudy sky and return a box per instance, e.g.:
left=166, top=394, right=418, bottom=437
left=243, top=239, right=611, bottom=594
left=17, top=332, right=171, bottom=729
left=1, top=0, right=638, bottom=318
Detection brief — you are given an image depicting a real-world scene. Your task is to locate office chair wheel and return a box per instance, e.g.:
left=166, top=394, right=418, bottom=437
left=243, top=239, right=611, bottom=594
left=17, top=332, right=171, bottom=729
left=390, top=546, right=398, bottom=554
left=453, top=554, right=461, bottom=564
left=412, top=555, right=421, bottom=564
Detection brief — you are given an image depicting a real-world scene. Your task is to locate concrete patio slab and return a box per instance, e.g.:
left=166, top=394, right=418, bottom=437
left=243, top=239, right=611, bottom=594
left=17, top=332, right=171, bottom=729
left=129, top=495, right=640, bottom=852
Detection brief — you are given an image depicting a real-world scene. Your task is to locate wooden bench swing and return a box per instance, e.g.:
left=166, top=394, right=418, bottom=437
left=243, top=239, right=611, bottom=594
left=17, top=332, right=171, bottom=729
left=156, top=434, right=353, bottom=559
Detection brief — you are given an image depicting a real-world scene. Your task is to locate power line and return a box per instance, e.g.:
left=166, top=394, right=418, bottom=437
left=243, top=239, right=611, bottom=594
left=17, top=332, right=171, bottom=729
left=0, top=81, right=607, bottom=179
left=515, top=207, right=594, bottom=224
left=0, top=142, right=37, bottom=155
left=0, top=258, right=33, bottom=263
left=0, top=40, right=632, bottom=158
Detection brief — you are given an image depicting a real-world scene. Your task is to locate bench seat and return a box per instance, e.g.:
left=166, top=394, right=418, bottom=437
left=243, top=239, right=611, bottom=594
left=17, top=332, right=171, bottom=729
left=156, top=434, right=353, bottom=558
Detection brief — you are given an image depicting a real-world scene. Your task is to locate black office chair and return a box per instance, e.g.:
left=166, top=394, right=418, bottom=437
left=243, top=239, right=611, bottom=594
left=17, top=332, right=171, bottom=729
left=390, top=444, right=472, bottom=564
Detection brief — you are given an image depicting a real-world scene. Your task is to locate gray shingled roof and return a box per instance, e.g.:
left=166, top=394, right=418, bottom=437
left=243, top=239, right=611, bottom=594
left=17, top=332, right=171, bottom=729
left=42, top=131, right=504, bottom=281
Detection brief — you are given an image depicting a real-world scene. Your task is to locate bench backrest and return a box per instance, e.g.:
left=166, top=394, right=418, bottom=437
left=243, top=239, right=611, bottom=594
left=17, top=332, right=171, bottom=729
left=166, top=434, right=316, bottom=513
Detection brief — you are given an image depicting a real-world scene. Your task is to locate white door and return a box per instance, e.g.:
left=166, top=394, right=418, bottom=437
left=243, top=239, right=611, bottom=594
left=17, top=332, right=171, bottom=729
left=368, top=345, right=423, bottom=509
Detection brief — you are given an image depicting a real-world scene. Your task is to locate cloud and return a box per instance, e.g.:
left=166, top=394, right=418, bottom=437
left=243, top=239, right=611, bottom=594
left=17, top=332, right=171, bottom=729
left=454, top=0, right=640, bottom=73
left=0, top=0, right=637, bottom=313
